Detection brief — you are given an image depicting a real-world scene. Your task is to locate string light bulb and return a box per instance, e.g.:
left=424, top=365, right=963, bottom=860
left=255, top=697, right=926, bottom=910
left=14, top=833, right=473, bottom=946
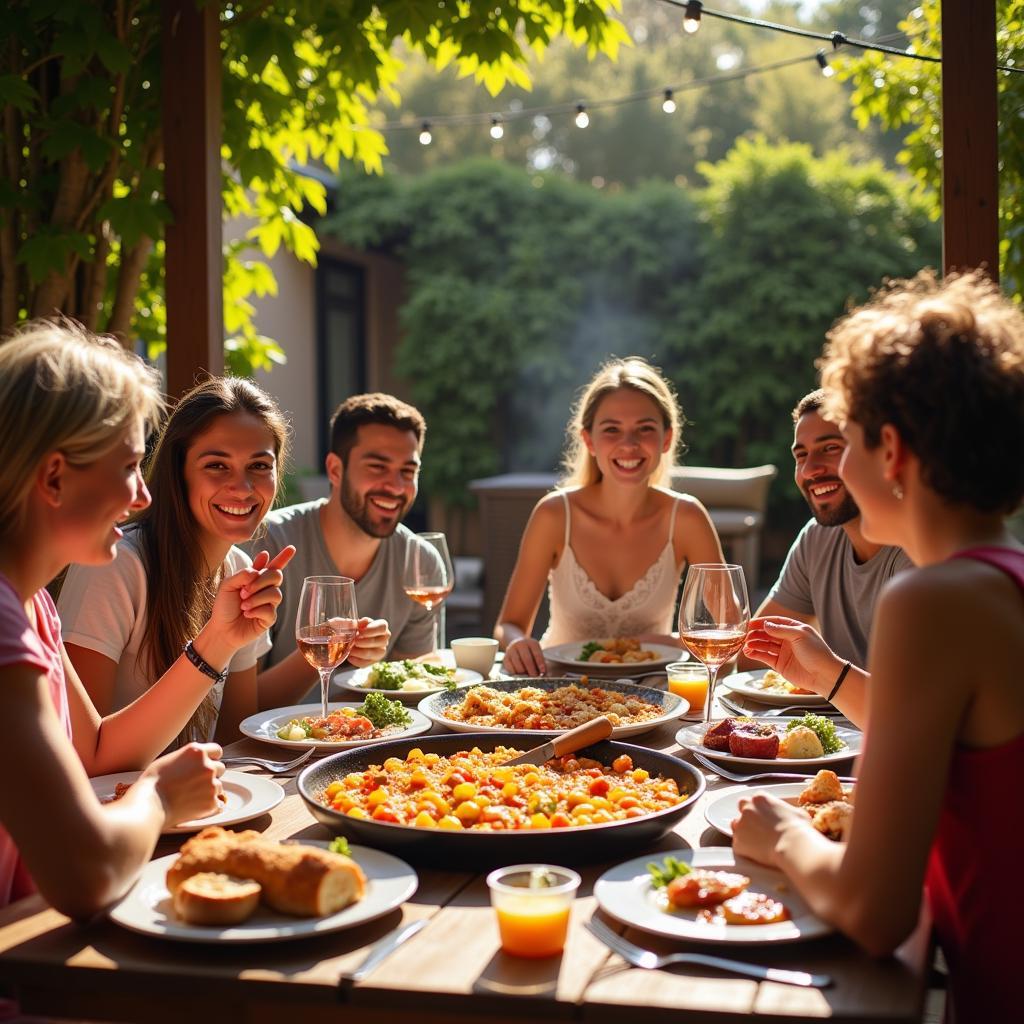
left=662, top=88, right=676, bottom=114
left=574, top=103, right=590, bottom=128
left=683, top=1, right=703, bottom=35
left=489, top=116, right=504, bottom=140
left=815, top=50, right=835, bottom=78
left=418, top=121, right=433, bottom=145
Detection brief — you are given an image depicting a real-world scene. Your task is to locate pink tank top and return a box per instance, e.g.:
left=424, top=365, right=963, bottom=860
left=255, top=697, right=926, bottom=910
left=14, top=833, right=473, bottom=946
left=540, top=491, right=682, bottom=646
left=0, top=577, right=72, bottom=907
left=924, top=546, right=1024, bottom=1021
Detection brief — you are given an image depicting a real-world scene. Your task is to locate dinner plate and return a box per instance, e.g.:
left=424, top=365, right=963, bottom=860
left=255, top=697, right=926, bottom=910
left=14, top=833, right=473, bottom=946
left=594, top=846, right=831, bottom=944
left=675, top=718, right=861, bottom=768
left=704, top=783, right=809, bottom=838
left=89, top=770, right=283, bottom=834
left=541, top=641, right=686, bottom=677
left=417, top=678, right=689, bottom=739
left=108, top=843, right=417, bottom=943
left=721, top=669, right=828, bottom=707
left=239, top=702, right=432, bottom=751
left=339, top=663, right=482, bottom=704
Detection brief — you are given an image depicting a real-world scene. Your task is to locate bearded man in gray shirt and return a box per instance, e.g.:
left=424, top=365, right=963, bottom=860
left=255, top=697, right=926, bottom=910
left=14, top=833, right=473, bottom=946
left=738, top=389, right=912, bottom=672
left=247, top=393, right=436, bottom=696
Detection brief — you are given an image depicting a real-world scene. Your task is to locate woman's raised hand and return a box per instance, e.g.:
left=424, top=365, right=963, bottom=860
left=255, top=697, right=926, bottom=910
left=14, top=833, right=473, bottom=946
left=210, top=545, right=296, bottom=651
left=504, top=636, right=546, bottom=677
left=143, top=741, right=224, bottom=827
left=741, top=615, right=840, bottom=696
left=347, top=618, right=391, bottom=668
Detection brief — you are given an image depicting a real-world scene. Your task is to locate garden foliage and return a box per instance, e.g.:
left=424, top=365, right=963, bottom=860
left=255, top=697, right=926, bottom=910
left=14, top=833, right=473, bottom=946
left=325, top=139, right=940, bottom=522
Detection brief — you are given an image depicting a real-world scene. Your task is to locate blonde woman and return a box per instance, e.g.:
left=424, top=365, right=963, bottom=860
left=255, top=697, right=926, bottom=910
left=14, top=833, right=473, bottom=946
left=733, top=271, right=1024, bottom=1021
left=496, top=357, right=724, bottom=676
left=0, top=320, right=287, bottom=919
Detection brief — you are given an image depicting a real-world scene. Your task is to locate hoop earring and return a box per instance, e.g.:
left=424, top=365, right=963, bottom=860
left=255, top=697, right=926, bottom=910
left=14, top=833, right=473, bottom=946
left=892, top=482, right=904, bottom=500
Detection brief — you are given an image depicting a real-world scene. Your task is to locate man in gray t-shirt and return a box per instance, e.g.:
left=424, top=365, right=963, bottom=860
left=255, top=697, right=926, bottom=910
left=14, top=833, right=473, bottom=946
left=739, top=390, right=912, bottom=669
left=245, top=394, right=436, bottom=691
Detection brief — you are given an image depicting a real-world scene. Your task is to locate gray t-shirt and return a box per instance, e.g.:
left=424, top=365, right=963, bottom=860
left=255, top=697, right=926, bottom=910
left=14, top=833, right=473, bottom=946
left=767, top=519, right=914, bottom=668
left=247, top=499, right=436, bottom=667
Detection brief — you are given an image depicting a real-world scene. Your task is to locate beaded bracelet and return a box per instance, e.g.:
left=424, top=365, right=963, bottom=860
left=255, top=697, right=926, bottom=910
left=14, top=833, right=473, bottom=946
left=827, top=660, right=852, bottom=703
left=183, top=639, right=229, bottom=686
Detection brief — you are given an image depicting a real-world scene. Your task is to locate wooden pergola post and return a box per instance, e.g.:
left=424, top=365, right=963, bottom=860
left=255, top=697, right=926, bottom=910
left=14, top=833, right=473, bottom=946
left=941, top=0, right=1000, bottom=279
left=161, top=0, right=223, bottom=397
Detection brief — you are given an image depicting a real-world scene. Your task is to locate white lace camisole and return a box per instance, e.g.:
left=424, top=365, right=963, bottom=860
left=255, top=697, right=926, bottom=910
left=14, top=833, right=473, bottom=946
left=540, top=491, right=682, bottom=646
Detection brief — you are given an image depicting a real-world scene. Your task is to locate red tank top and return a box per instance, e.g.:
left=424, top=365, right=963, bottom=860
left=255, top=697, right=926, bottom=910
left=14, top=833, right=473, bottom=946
left=924, top=546, right=1024, bottom=1022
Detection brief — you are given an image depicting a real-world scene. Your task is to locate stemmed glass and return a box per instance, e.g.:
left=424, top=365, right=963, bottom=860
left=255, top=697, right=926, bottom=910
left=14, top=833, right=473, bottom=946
left=403, top=532, right=454, bottom=654
left=295, top=576, right=359, bottom=719
left=678, top=564, right=750, bottom=723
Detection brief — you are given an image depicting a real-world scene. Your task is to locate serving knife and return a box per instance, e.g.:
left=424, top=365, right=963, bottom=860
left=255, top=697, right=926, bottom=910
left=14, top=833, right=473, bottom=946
left=340, top=918, right=428, bottom=984
left=502, top=715, right=614, bottom=766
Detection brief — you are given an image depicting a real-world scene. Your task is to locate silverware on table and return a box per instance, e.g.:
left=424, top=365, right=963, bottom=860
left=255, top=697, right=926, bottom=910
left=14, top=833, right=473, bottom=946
left=588, top=917, right=832, bottom=988
left=221, top=747, right=315, bottom=774
left=717, top=695, right=843, bottom=720
left=340, top=919, right=429, bottom=983
left=690, top=750, right=856, bottom=785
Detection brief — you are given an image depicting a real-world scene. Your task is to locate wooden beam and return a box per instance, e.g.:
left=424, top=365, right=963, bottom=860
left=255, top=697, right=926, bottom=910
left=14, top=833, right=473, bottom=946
left=161, top=0, right=223, bottom=396
left=940, top=0, right=999, bottom=280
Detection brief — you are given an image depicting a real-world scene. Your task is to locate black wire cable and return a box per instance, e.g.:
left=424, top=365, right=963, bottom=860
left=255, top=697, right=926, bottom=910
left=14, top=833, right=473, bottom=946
left=660, top=0, right=1023, bottom=74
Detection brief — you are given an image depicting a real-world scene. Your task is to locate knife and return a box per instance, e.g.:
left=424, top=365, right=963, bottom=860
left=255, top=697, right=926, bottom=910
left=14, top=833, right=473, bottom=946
left=502, top=715, right=614, bottom=766
left=340, top=918, right=428, bottom=984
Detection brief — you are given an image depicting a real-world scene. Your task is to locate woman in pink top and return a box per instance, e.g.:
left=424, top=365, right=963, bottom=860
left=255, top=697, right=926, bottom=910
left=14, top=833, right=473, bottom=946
left=734, top=270, right=1024, bottom=1022
left=0, top=320, right=290, bottom=920
left=496, top=357, right=724, bottom=676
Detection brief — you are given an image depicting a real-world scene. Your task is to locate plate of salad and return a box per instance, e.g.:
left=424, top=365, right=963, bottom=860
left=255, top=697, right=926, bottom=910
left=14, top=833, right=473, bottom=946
left=541, top=640, right=684, bottom=677
left=339, top=659, right=482, bottom=704
left=239, top=695, right=432, bottom=751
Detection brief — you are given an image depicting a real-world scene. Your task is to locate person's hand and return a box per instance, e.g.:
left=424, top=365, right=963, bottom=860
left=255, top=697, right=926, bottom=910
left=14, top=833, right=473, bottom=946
left=347, top=618, right=391, bottom=668
left=503, top=636, right=546, bottom=676
left=741, top=616, right=840, bottom=696
left=732, top=792, right=812, bottom=867
left=144, top=742, right=224, bottom=827
left=210, top=546, right=297, bottom=652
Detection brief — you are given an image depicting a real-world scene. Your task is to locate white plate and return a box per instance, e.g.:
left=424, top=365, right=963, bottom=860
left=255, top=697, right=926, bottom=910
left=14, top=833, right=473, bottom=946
left=704, top=783, right=810, bottom=838
left=90, top=770, right=283, bottom=834
left=339, top=663, right=482, bottom=704
left=417, top=678, right=688, bottom=739
left=722, top=670, right=828, bottom=707
left=542, top=641, right=686, bottom=677
left=239, top=702, right=432, bottom=751
left=108, top=843, right=417, bottom=943
left=595, top=846, right=831, bottom=944
left=676, top=718, right=861, bottom=768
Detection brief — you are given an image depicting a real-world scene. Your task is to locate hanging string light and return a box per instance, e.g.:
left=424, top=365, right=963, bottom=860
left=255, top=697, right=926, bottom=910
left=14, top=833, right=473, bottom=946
left=575, top=103, right=590, bottom=128
left=683, top=1, right=703, bottom=35
left=490, top=116, right=504, bottom=139
left=662, top=88, right=676, bottom=113
left=418, top=121, right=432, bottom=145
left=815, top=50, right=835, bottom=78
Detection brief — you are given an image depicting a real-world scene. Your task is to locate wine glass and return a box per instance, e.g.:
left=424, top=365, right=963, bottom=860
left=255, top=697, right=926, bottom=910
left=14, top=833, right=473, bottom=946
left=295, top=576, right=359, bottom=719
left=403, top=532, right=454, bottom=655
left=678, top=564, right=750, bottom=723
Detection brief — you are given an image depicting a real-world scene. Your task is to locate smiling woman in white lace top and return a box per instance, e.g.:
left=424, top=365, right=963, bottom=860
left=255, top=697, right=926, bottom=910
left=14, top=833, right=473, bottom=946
left=495, top=358, right=725, bottom=676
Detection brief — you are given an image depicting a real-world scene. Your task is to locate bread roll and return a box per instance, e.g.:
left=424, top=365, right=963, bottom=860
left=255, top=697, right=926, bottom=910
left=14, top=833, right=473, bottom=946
left=166, top=827, right=366, bottom=918
left=173, top=872, right=261, bottom=925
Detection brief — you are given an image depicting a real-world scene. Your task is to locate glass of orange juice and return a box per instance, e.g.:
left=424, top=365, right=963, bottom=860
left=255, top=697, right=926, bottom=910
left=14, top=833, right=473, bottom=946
left=486, top=864, right=581, bottom=958
left=666, top=660, right=709, bottom=716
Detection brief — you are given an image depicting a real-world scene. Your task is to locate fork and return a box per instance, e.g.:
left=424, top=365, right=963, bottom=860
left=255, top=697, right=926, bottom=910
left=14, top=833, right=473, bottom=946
left=587, top=917, right=832, bottom=988
left=718, top=695, right=843, bottom=720
left=221, top=747, right=315, bottom=774
left=690, top=750, right=856, bottom=784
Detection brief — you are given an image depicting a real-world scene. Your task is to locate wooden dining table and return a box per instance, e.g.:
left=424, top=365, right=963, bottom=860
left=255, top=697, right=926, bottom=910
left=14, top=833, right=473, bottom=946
left=0, top=694, right=930, bottom=1024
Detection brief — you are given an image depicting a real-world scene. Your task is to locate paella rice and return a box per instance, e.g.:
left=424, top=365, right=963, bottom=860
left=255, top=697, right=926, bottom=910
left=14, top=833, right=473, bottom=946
left=442, top=683, right=665, bottom=730
left=319, top=745, right=688, bottom=830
